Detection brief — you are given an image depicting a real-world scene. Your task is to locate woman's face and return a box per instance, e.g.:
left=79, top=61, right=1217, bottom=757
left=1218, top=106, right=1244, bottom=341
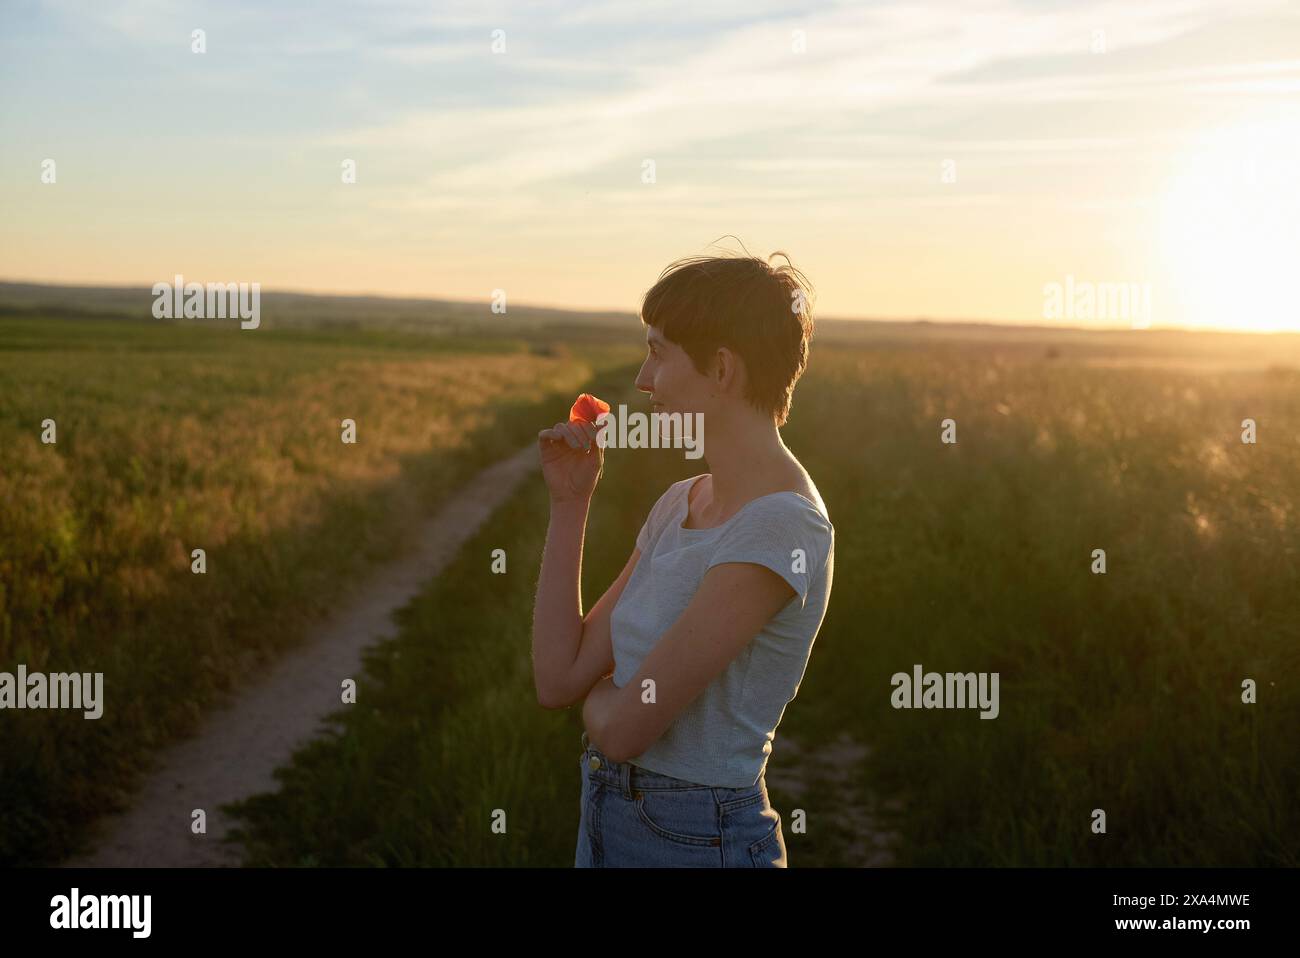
left=635, top=324, right=714, bottom=418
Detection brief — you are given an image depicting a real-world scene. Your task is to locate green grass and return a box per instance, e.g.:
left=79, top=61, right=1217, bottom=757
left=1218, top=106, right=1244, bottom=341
left=226, top=338, right=1299, bottom=867
left=0, top=314, right=636, bottom=866
left=788, top=343, right=1300, bottom=865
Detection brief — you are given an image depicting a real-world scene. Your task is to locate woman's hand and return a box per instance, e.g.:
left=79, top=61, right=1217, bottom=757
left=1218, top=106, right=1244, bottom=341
left=538, top=418, right=604, bottom=504
left=582, top=674, right=621, bottom=756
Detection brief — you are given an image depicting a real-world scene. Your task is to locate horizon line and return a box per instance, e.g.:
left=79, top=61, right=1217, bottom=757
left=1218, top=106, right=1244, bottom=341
left=1, top=275, right=1296, bottom=338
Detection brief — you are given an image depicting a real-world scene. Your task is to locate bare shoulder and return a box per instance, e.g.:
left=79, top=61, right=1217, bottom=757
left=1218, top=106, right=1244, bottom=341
left=776, top=461, right=828, bottom=519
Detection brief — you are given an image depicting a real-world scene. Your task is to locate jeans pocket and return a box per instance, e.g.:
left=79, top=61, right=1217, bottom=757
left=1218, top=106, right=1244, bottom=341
left=634, top=787, right=722, bottom=847
left=748, top=812, right=786, bottom=867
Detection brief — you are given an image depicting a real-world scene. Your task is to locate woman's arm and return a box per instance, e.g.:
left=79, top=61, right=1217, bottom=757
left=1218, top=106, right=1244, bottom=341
left=532, top=498, right=591, bottom=708
left=584, top=561, right=796, bottom=762
left=531, top=495, right=641, bottom=709
left=533, top=412, right=649, bottom=709
left=532, top=416, right=603, bottom=708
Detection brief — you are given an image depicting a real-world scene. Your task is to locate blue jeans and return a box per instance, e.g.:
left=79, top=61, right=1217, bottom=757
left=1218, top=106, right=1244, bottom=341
left=575, top=730, right=787, bottom=867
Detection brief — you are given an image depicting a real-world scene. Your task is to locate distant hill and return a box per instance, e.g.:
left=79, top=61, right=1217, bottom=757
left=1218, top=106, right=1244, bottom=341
left=0, top=280, right=640, bottom=339
left=2, top=279, right=1298, bottom=369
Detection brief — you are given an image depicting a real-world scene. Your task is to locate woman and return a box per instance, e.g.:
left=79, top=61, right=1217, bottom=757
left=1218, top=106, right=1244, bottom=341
left=532, top=249, right=834, bottom=867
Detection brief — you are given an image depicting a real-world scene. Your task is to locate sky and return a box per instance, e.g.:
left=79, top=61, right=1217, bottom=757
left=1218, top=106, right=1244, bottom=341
left=1, top=0, right=1298, bottom=330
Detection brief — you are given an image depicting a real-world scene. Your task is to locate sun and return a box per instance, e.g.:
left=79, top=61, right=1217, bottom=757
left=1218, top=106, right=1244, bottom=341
left=1158, top=117, right=1300, bottom=333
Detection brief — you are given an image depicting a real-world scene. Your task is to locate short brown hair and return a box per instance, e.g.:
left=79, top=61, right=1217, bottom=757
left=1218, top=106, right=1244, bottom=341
left=640, top=248, right=815, bottom=426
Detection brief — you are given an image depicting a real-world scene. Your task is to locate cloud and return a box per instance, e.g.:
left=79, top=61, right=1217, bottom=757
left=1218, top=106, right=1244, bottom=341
left=303, top=0, right=1277, bottom=208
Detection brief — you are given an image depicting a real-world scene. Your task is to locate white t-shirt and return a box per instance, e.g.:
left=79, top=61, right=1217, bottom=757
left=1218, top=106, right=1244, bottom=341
left=608, top=474, right=835, bottom=787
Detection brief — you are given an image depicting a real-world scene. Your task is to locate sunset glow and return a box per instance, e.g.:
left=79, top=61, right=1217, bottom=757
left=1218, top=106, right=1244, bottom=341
left=1159, top=116, right=1300, bottom=332
left=2, top=1, right=1299, bottom=328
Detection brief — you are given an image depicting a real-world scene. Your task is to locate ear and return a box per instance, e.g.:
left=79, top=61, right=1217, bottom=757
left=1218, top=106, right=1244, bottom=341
left=712, top=345, right=742, bottom=391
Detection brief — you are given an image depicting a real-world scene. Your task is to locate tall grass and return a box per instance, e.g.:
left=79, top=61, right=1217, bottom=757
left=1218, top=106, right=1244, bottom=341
left=0, top=316, right=624, bottom=865
left=790, top=343, right=1300, bottom=865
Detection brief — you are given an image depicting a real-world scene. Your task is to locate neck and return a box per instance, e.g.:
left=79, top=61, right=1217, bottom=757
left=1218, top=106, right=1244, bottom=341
left=698, top=409, right=790, bottom=509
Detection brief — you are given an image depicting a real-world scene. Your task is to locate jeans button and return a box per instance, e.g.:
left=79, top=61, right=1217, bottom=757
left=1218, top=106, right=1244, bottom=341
left=588, top=755, right=601, bottom=772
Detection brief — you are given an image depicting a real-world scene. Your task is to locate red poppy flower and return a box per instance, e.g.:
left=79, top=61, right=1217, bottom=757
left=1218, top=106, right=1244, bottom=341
left=569, top=393, right=611, bottom=424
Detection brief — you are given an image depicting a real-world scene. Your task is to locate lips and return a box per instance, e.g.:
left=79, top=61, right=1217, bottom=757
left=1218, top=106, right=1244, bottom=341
left=569, top=392, right=611, bottom=424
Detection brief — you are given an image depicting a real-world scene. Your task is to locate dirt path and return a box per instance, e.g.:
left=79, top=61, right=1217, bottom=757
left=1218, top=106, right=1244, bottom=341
left=63, top=442, right=542, bottom=868
left=766, top=729, right=903, bottom=866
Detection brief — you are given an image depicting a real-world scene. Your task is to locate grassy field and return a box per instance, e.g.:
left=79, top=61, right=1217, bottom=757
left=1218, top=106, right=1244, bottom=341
left=223, top=330, right=1300, bottom=866
left=789, top=337, right=1299, bottom=865
left=0, top=313, right=634, bottom=866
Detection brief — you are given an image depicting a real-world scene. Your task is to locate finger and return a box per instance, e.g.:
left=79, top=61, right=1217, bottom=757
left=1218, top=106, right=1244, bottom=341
left=559, top=423, right=582, bottom=449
